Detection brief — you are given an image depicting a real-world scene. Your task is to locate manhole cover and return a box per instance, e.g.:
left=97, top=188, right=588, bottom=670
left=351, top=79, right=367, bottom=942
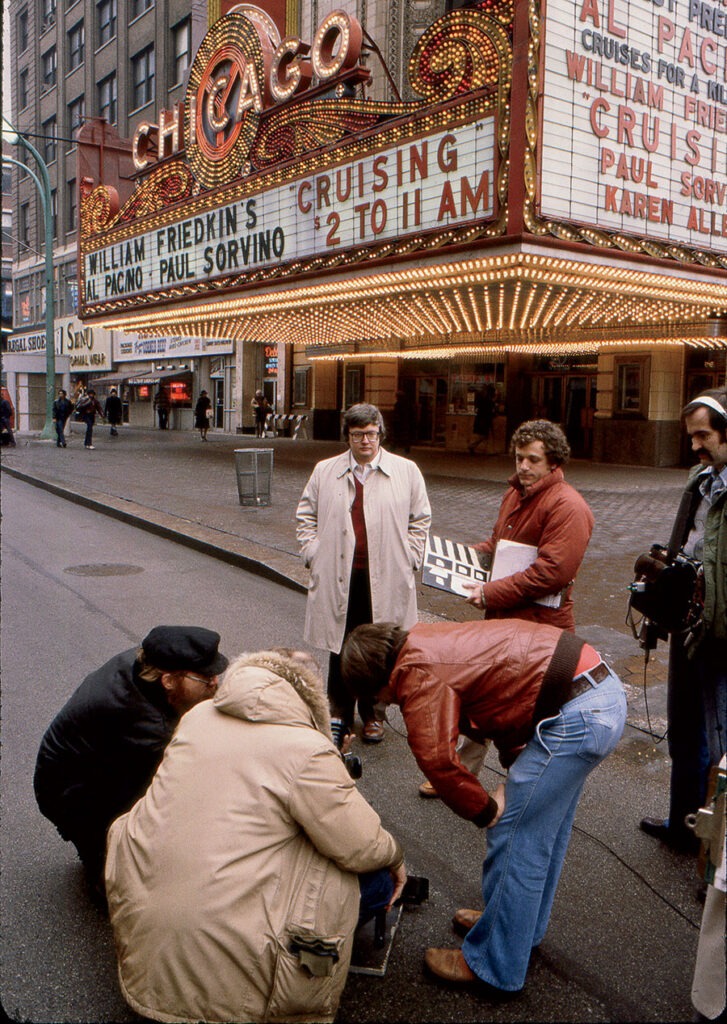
left=65, top=564, right=145, bottom=577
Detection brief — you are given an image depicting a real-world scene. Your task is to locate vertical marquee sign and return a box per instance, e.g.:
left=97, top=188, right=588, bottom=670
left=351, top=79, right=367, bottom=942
left=539, top=0, right=727, bottom=252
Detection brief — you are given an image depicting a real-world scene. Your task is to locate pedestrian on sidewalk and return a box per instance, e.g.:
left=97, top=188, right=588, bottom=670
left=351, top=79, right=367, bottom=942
left=341, top=618, right=626, bottom=995
left=639, top=387, right=727, bottom=854
left=75, top=389, right=105, bottom=449
left=52, top=389, right=74, bottom=448
left=296, top=403, right=431, bottom=748
left=34, top=625, right=228, bottom=892
left=104, top=388, right=123, bottom=437
left=104, top=647, right=406, bottom=1024
left=153, top=385, right=170, bottom=429
left=419, top=419, right=594, bottom=799
left=194, top=389, right=212, bottom=440
left=251, top=389, right=271, bottom=437
left=390, top=389, right=415, bottom=453
left=467, top=383, right=496, bottom=455
left=1, top=391, right=17, bottom=447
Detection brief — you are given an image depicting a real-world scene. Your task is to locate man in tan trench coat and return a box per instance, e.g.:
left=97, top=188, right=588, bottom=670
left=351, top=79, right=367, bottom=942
left=296, top=402, right=431, bottom=745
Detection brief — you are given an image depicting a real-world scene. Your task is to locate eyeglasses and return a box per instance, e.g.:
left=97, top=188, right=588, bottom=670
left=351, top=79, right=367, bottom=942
left=184, top=672, right=217, bottom=686
left=349, top=431, right=380, bottom=442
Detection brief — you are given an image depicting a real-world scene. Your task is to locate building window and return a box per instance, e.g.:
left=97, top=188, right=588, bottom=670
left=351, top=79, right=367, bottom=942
left=615, top=357, right=650, bottom=418
left=293, top=367, right=310, bottom=407
left=98, top=72, right=117, bottom=124
left=60, top=262, right=79, bottom=314
left=131, top=44, right=155, bottom=109
left=43, top=117, right=57, bottom=163
left=97, top=0, right=117, bottom=46
left=68, top=21, right=84, bottom=69
left=19, top=68, right=29, bottom=109
left=67, top=179, right=77, bottom=232
left=172, top=18, right=192, bottom=85
left=19, top=203, right=30, bottom=248
left=68, top=94, right=85, bottom=139
left=18, top=287, right=31, bottom=324
left=130, top=0, right=153, bottom=19
left=17, top=9, right=29, bottom=52
left=42, top=0, right=57, bottom=29
left=42, top=47, right=57, bottom=89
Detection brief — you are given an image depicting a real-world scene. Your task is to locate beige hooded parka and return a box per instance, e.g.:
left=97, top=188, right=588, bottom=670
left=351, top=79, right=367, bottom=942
left=105, top=651, right=402, bottom=1024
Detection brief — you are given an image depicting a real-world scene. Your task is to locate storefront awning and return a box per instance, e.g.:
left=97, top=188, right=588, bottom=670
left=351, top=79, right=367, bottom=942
left=89, top=373, right=129, bottom=385
left=126, top=368, right=193, bottom=386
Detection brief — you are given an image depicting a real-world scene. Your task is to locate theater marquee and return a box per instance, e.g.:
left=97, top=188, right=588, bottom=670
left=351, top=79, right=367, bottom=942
left=83, top=119, right=495, bottom=304
left=539, top=0, right=727, bottom=252
left=78, top=6, right=509, bottom=320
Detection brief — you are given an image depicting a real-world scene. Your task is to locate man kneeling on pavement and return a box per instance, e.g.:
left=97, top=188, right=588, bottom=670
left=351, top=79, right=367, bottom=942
left=104, top=648, right=406, bottom=1024
left=34, top=625, right=228, bottom=889
left=342, top=617, right=626, bottom=995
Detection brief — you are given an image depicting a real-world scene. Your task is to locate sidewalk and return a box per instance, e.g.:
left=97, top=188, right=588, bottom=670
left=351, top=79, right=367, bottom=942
left=1, top=424, right=687, bottom=724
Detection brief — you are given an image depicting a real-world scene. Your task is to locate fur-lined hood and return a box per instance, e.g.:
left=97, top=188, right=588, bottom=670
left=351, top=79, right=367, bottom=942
left=213, top=650, right=333, bottom=742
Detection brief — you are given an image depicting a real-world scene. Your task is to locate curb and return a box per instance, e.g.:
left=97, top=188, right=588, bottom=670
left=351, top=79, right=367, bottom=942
left=1, top=464, right=307, bottom=596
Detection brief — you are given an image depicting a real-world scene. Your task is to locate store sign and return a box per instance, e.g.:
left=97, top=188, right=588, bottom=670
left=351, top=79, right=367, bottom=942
left=264, top=344, right=278, bottom=376
left=6, top=330, right=61, bottom=355
left=540, top=0, right=727, bottom=252
left=84, top=118, right=495, bottom=304
left=115, top=335, right=234, bottom=361
left=56, top=316, right=113, bottom=369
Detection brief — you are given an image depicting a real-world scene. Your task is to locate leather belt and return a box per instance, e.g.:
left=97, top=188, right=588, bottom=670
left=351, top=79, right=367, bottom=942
left=566, top=661, right=611, bottom=703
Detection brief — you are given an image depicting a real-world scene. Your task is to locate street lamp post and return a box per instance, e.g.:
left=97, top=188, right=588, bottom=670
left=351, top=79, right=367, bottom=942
left=2, top=117, right=56, bottom=440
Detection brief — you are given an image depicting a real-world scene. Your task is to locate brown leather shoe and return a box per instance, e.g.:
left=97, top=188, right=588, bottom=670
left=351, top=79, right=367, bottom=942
left=418, top=779, right=439, bottom=798
left=362, top=720, right=384, bottom=743
left=424, top=948, right=478, bottom=984
left=452, top=908, right=482, bottom=936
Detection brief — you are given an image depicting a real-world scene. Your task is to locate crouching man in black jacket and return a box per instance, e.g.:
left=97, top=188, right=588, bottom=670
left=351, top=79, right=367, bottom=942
left=34, top=625, right=228, bottom=889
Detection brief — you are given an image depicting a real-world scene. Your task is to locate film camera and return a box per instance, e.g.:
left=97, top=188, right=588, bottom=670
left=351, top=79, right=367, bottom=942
left=331, top=717, right=363, bottom=779
left=628, top=543, right=703, bottom=648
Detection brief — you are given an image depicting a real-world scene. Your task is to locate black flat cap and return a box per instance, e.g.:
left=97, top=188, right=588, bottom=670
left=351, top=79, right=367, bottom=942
left=142, top=626, right=228, bottom=676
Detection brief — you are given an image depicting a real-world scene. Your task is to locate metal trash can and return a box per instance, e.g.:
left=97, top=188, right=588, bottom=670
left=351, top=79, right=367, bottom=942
left=234, top=448, right=273, bottom=507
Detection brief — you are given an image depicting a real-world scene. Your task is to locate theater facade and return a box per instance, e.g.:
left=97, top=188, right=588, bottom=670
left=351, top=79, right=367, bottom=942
left=77, top=0, right=727, bottom=464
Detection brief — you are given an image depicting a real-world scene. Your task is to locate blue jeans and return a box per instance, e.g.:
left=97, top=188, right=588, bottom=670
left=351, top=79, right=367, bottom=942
left=357, top=868, right=394, bottom=929
left=83, top=415, right=94, bottom=447
left=462, top=669, right=626, bottom=991
left=54, top=419, right=65, bottom=446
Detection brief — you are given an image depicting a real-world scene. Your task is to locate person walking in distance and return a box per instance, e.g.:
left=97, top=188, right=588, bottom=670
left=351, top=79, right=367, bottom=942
left=75, top=389, right=105, bottom=450
left=52, top=389, right=74, bottom=448
left=467, top=383, right=496, bottom=455
left=296, top=402, right=431, bottom=748
left=194, top=390, right=212, bottom=441
left=104, top=388, right=123, bottom=437
left=251, top=389, right=271, bottom=437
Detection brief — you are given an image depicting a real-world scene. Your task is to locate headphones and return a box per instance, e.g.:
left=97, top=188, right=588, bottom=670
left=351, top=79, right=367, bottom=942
left=688, top=395, right=727, bottom=422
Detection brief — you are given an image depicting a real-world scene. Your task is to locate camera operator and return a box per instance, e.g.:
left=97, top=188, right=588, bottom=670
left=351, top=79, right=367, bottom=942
left=640, top=387, right=727, bottom=853
left=104, top=648, right=405, bottom=1024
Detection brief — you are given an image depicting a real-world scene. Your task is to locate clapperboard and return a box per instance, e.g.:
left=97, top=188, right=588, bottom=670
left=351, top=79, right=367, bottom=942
left=422, top=533, right=489, bottom=597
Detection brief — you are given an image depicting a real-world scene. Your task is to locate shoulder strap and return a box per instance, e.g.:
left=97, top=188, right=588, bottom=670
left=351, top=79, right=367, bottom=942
left=666, top=478, right=703, bottom=560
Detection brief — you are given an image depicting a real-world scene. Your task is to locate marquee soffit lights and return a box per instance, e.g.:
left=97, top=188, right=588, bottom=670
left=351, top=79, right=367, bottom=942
left=93, top=252, right=727, bottom=345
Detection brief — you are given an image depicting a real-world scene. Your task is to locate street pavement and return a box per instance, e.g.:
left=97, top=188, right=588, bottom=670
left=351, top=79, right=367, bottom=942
left=0, top=424, right=707, bottom=1022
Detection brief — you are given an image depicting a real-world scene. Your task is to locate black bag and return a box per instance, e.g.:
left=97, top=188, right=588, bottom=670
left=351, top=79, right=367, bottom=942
left=629, top=547, right=703, bottom=635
